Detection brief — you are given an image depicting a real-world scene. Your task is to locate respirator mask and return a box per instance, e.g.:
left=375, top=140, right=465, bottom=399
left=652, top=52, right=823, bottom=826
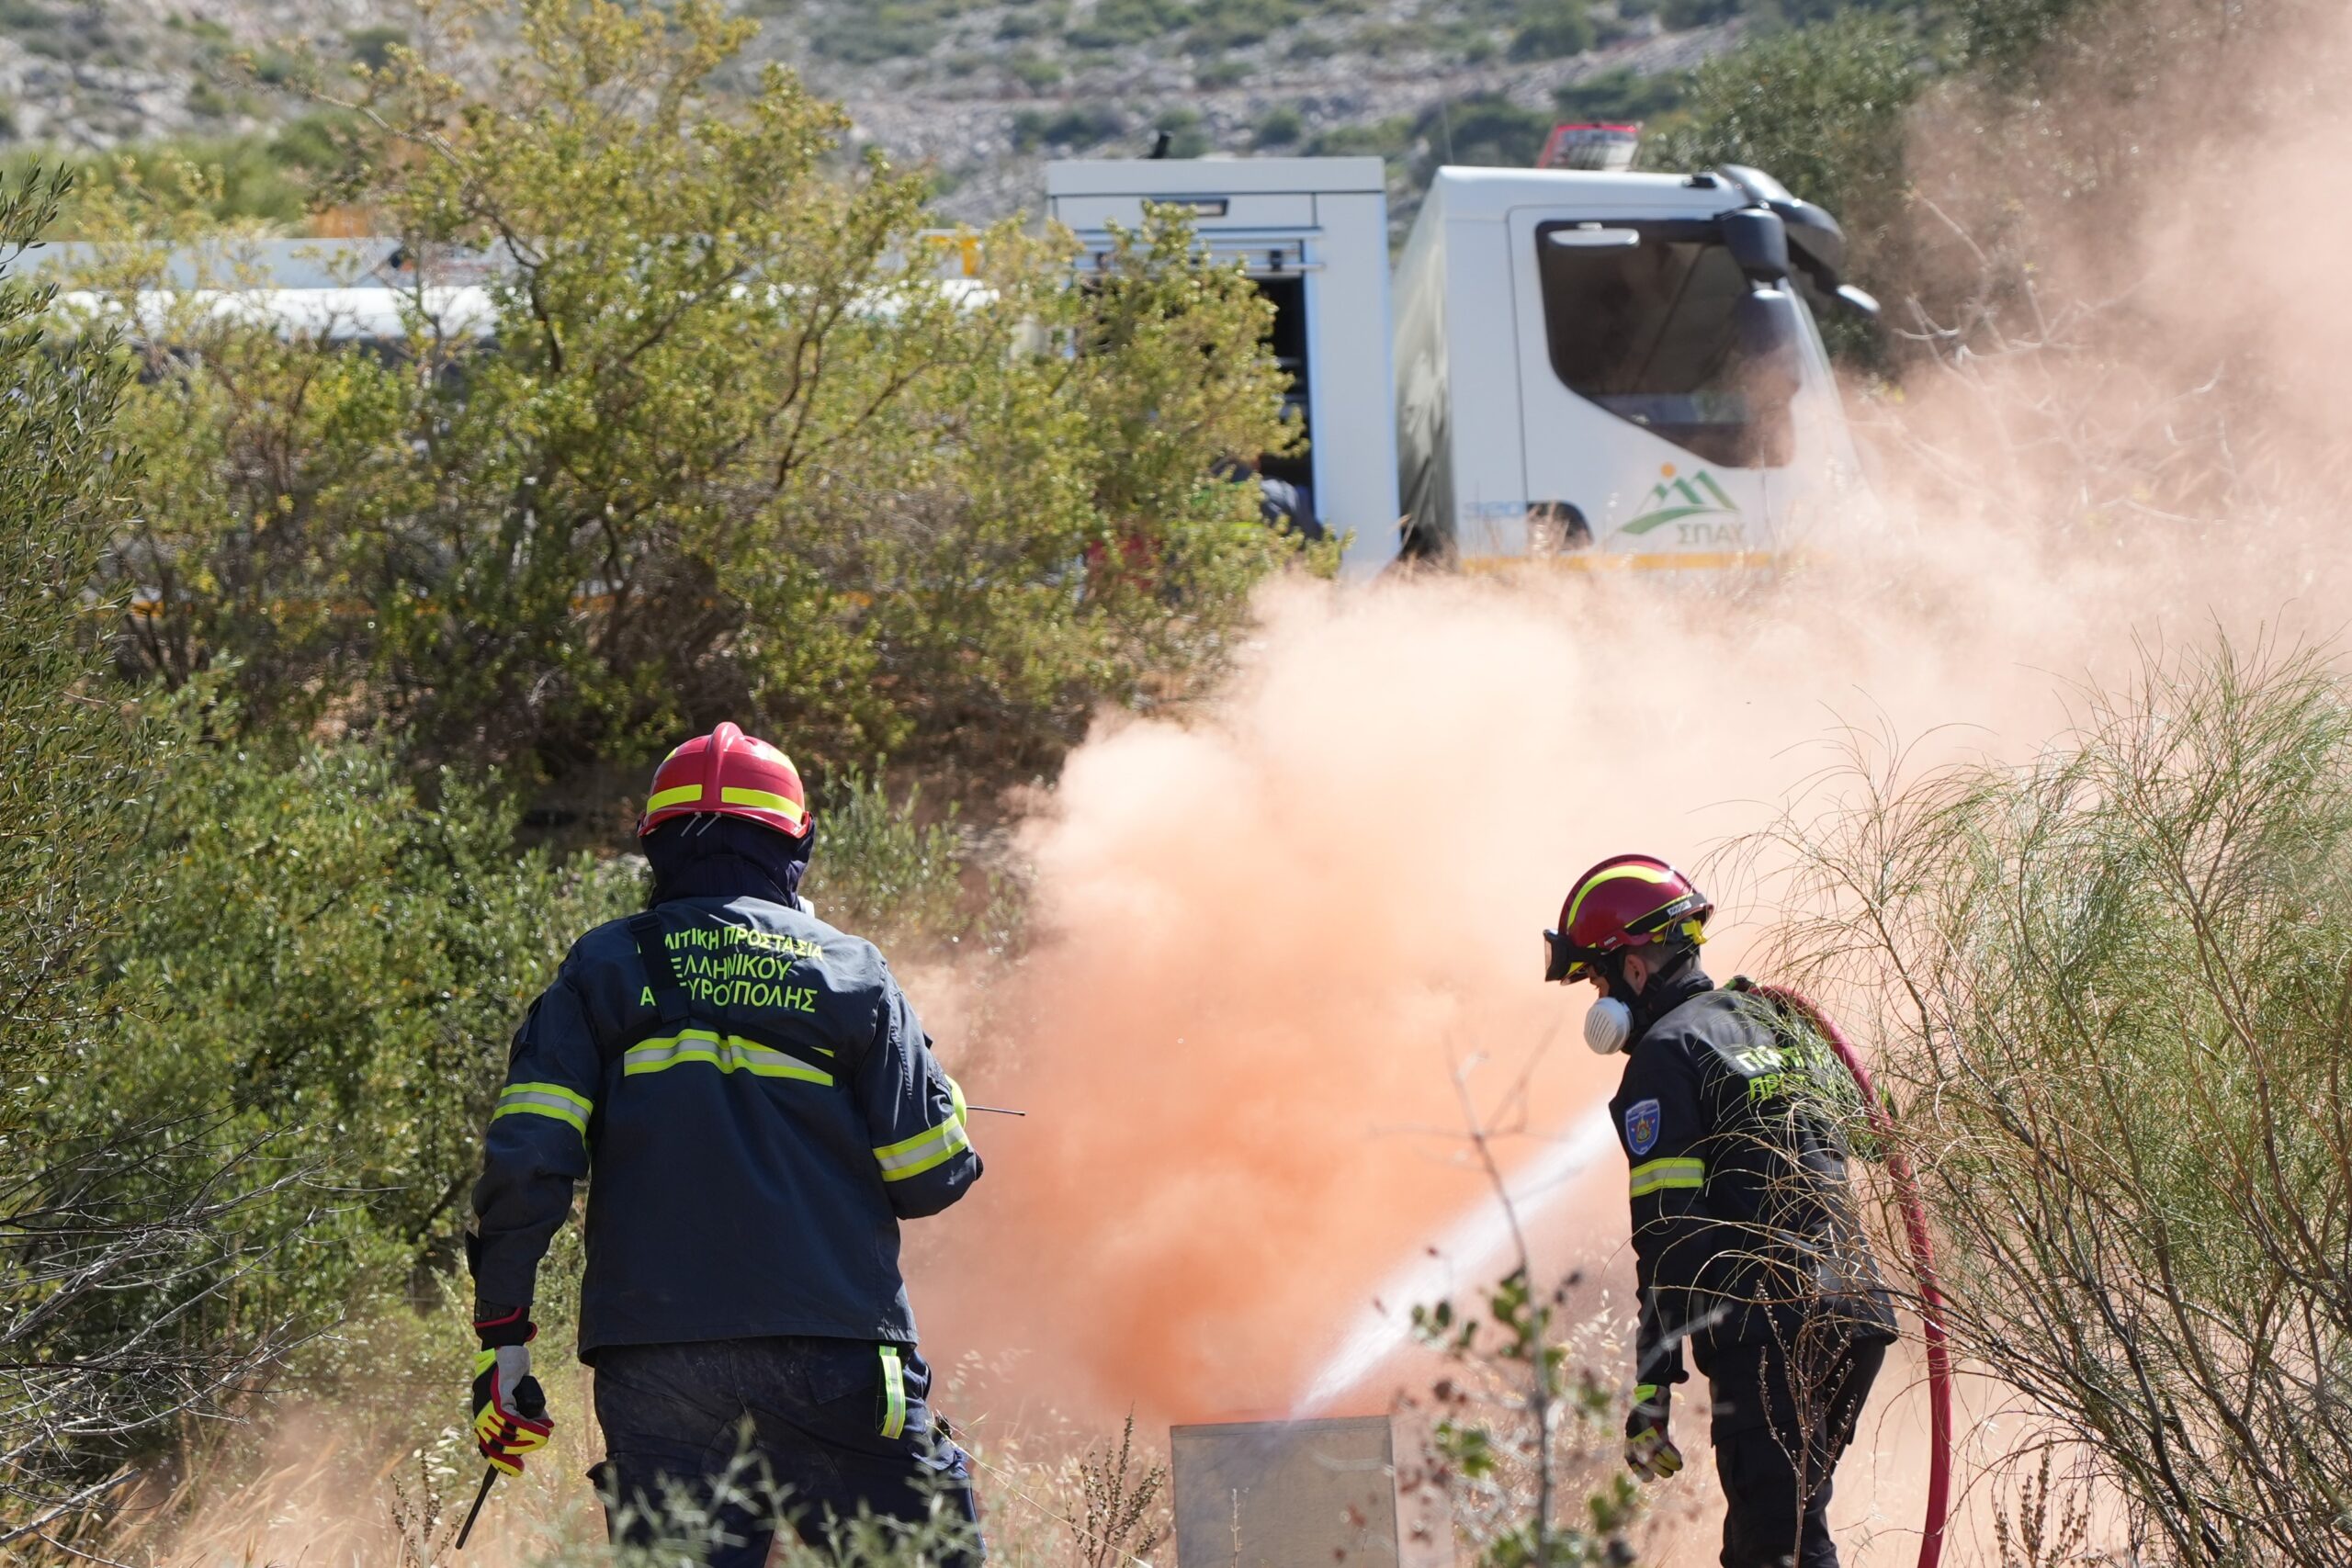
left=1579, top=946, right=1690, bottom=1056
left=1547, top=927, right=1639, bottom=1055
left=1584, top=994, right=1634, bottom=1055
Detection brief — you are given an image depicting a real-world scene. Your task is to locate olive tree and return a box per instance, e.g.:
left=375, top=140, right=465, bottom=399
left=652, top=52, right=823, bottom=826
left=98, top=0, right=1301, bottom=775
left=0, top=168, right=304, bottom=1549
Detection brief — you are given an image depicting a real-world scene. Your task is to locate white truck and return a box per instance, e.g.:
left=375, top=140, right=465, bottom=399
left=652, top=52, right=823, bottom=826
left=1046, top=155, right=1877, bottom=578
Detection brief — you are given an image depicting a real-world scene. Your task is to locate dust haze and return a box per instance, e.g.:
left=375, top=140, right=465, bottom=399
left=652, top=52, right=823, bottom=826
left=134, top=0, right=2352, bottom=1558
left=922, top=0, right=2352, bottom=1486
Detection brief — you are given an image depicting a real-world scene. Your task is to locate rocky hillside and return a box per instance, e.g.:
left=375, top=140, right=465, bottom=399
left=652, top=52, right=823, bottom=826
left=0, top=0, right=1739, bottom=221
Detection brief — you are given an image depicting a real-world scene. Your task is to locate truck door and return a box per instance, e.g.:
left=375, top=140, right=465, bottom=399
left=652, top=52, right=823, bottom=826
left=1506, top=208, right=1783, bottom=568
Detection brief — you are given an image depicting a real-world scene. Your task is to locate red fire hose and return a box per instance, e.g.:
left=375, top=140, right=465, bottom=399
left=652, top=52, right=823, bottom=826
left=1749, top=984, right=1952, bottom=1568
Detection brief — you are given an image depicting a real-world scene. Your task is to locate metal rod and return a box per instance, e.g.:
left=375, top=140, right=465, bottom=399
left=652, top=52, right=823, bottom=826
left=454, top=1466, right=497, bottom=1551
left=967, top=1104, right=1026, bottom=1117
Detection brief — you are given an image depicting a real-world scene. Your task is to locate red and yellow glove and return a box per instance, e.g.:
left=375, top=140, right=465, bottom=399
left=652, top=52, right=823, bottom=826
left=1624, top=1382, right=1685, bottom=1482
left=469, top=1309, right=551, bottom=1477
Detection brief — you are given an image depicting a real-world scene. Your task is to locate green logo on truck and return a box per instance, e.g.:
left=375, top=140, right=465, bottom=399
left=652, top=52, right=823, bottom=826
left=1620, top=466, right=1739, bottom=536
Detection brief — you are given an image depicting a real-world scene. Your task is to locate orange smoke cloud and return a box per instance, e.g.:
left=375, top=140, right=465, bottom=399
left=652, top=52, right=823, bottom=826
left=920, top=0, right=2352, bottom=1428
left=922, top=556, right=2118, bottom=1426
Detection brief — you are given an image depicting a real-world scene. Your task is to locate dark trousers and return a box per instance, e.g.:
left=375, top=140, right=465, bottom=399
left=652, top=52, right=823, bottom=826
left=1705, top=1331, right=1885, bottom=1568
left=591, top=1336, right=982, bottom=1568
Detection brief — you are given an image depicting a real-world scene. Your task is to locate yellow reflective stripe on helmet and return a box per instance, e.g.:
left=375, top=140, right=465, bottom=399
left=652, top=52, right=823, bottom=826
left=492, top=1082, right=592, bottom=1135
left=1565, top=863, right=1679, bottom=931
left=646, top=784, right=705, bottom=813
left=719, top=785, right=807, bottom=824
left=1628, top=1156, right=1706, bottom=1197
left=877, top=1346, right=907, bottom=1439
left=873, top=1107, right=973, bottom=1182
left=623, top=1029, right=833, bottom=1086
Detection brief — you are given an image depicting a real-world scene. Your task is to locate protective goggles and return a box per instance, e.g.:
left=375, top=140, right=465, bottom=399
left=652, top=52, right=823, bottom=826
left=1544, top=929, right=1600, bottom=984
left=1542, top=896, right=1709, bottom=985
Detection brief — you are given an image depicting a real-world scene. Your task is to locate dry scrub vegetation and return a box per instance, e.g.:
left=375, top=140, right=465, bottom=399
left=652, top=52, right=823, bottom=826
left=10, top=0, right=2352, bottom=1561
left=1757, top=642, right=2352, bottom=1565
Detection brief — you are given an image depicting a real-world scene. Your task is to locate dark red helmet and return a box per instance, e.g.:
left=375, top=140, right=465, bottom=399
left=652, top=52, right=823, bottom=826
left=1544, top=853, right=1712, bottom=983
left=637, top=722, right=811, bottom=840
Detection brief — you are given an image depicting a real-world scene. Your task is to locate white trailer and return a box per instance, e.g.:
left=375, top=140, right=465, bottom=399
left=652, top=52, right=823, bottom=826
left=1046, top=155, right=1876, bottom=578
left=1045, top=157, right=1403, bottom=576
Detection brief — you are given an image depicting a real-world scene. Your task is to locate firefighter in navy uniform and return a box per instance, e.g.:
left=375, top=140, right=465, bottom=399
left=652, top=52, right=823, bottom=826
left=1544, top=855, right=1896, bottom=1568
left=465, top=723, right=984, bottom=1567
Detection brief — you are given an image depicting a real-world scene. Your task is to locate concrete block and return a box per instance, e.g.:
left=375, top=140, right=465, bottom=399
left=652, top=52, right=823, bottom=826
left=1170, top=1414, right=1446, bottom=1568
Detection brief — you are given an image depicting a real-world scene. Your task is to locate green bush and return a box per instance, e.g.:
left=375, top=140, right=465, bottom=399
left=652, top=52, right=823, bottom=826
left=1509, top=0, right=1593, bottom=60
left=1646, top=13, right=1918, bottom=209
left=83, top=693, right=639, bottom=1321
left=248, top=47, right=303, bottom=87
left=0, top=164, right=296, bottom=1531
left=1553, top=65, right=1684, bottom=123
left=1152, top=104, right=1212, bottom=157
left=1007, top=50, right=1065, bottom=88
left=92, top=0, right=1294, bottom=778
left=1012, top=103, right=1127, bottom=150
left=1254, top=104, right=1305, bottom=147
left=804, top=765, right=1006, bottom=954
left=345, top=24, right=409, bottom=72
left=0, top=117, right=355, bottom=228
left=1184, top=0, right=1306, bottom=54
left=1659, top=0, right=1738, bottom=26
left=1760, top=640, right=2352, bottom=1566
left=810, top=0, right=944, bottom=62
left=1643, top=14, right=1919, bottom=338
left=1065, top=0, right=1185, bottom=49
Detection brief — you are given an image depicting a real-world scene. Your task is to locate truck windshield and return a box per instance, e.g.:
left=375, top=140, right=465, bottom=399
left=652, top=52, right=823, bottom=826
left=1533, top=221, right=1793, bottom=468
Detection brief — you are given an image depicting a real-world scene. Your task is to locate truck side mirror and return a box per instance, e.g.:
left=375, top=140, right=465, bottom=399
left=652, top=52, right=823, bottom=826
left=1835, top=282, right=1880, bottom=320
left=1733, top=286, right=1805, bottom=408
left=1720, top=209, right=1791, bottom=284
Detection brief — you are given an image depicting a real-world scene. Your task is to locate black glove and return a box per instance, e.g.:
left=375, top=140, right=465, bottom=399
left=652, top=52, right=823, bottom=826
left=469, top=1305, right=550, bottom=1476
left=1623, top=1382, right=1684, bottom=1482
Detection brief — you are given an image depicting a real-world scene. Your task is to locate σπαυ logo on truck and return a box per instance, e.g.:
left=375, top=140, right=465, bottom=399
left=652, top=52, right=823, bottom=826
left=1619, top=464, right=1739, bottom=536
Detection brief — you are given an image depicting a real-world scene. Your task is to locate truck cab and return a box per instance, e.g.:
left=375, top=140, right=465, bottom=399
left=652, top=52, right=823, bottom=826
left=1046, top=155, right=1872, bottom=579
left=1393, top=163, right=1871, bottom=573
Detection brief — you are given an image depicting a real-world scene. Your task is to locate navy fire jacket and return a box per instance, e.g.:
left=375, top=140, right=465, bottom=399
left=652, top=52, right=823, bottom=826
left=1608, top=971, right=1895, bottom=1399
left=468, top=895, right=981, bottom=1357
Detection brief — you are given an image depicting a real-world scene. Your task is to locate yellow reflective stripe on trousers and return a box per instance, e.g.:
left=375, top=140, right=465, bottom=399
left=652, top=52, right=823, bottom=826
left=873, top=1106, right=972, bottom=1183
left=1628, top=1156, right=1706, bottom=1197
left=877, top=1346, right=907, bottom=1439
left=492, top=1081, right=593, bottom=1134
left=623, top=1029, right=833, bottom=1086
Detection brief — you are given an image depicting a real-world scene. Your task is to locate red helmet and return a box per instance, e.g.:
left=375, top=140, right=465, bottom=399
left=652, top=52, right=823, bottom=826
left=1544, top=853, right=1712, bottom=983
left=636, top=722, right=811, bottom=840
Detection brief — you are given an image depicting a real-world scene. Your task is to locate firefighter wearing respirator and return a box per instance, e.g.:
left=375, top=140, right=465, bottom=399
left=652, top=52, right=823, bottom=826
left=1546, top=855, right=1896, bottom=1568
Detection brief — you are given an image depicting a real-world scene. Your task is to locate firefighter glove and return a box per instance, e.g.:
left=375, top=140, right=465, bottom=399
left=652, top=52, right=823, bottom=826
left=470, top=1314, right=550, bottom=1476
left=1624, top=1382, right=1683, bottom=1482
